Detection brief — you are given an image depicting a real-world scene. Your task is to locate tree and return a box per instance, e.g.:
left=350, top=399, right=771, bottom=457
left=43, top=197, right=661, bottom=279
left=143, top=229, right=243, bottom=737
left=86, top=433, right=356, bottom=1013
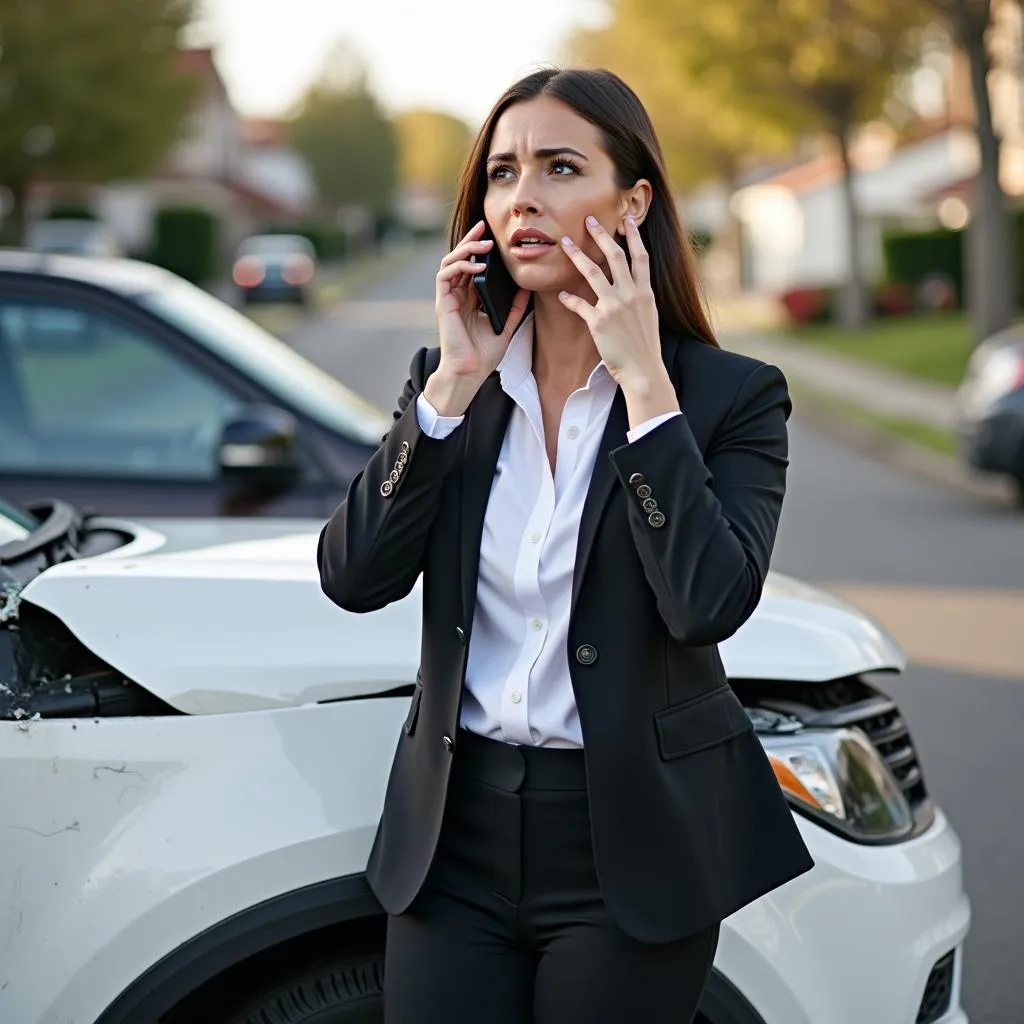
left=394, top=110, right=473, bottom=200
left=0, top=0, right=197, bottom=243
left=288, top=43, right=398, bottom=219
left=567, top=15, right=795, bottom=294
left=624, top=0, right=932, bottom=328
left=928, top=0, right=1013, bottom=344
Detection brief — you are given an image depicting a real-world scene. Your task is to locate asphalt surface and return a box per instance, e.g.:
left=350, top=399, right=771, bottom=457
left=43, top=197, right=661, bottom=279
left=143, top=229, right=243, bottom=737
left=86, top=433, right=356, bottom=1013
left=284, top=240, right=1023, bottom=1024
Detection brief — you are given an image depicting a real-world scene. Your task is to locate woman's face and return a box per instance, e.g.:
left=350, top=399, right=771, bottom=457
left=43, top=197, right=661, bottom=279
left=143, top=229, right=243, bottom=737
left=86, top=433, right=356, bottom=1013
left=482, top=95, right=650, bottom=297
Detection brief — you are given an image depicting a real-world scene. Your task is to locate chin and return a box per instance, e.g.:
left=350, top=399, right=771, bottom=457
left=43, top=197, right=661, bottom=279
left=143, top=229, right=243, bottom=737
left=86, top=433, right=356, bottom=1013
left=509, top=264, right=573, bottom=295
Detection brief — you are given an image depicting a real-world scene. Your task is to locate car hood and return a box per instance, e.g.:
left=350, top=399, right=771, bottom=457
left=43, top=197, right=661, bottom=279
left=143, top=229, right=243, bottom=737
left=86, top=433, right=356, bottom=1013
left=19, top=522, right=904, bottom=715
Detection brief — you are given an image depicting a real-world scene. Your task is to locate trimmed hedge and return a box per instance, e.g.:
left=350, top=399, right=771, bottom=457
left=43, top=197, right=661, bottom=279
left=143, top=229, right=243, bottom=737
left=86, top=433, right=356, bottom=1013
left=46, top=204, right=96, bottom=221
left=882, top=227, right=964, bottom=309
left=150, top=207, right=220, bottom=284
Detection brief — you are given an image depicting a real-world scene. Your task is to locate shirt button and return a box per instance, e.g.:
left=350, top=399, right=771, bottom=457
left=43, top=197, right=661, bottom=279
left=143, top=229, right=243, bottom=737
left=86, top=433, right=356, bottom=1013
left=529, top=531, right=541, bottom=544
left=566, top=425, right=580, bottom=439
left=511, top=691, right=522, bottom=704
left=531, top=617, right=543, bottom=631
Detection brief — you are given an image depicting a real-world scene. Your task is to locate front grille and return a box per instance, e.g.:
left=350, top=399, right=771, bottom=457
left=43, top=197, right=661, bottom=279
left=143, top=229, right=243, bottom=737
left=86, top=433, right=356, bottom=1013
left=731, top=676, right=931, bottom=819
left=917, top=950, right=956, bottom=1023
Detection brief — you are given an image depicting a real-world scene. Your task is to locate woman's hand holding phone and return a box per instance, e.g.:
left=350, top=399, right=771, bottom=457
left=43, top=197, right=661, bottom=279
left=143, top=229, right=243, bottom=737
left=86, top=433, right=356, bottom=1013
left=427, top=221, right=528, bottom=417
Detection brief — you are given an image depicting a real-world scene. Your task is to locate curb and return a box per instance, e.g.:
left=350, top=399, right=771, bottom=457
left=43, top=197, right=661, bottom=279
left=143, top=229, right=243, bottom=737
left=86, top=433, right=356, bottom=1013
left=791, top=388, right=1019, bottom=509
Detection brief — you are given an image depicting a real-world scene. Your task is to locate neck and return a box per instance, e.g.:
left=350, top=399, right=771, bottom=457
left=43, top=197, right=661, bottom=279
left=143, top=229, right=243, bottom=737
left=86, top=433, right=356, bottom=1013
left=530, top=290, right=601, bottom=392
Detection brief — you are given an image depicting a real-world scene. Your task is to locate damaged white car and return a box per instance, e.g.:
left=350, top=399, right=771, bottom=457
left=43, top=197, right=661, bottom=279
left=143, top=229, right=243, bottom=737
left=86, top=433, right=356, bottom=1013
left=0, top=498, right=970, bottom=1024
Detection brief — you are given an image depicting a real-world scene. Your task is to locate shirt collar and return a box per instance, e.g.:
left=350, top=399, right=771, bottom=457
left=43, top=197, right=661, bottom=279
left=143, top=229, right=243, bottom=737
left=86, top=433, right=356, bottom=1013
left=496, top=312, right=613, bottom=393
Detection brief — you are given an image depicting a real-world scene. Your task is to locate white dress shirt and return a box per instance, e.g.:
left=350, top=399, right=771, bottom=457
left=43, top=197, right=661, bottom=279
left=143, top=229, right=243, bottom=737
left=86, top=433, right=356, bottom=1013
left=416, top=314, right=679, bottom=748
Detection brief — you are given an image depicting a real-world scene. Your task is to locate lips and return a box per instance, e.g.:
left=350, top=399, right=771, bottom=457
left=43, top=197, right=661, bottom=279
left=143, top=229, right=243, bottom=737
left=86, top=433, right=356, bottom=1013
left=508, top=227, right=557, bottom=260
left=509, top=227, right=556, bottom=246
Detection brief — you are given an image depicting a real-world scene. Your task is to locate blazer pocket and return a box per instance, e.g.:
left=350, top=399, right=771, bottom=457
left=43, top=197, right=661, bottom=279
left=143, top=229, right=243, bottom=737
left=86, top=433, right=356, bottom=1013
left=654, top=685, right=753, bottom=761
left=403, top=678, right=423, bottom=736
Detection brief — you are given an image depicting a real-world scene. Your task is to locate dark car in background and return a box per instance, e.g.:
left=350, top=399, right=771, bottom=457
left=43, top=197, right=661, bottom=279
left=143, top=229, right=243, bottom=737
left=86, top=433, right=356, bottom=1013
left=953, top=325, right=1024, bottom=502
left=232, top=233, right=318, bottom=306
left=0, top=250, right=384, bottom=517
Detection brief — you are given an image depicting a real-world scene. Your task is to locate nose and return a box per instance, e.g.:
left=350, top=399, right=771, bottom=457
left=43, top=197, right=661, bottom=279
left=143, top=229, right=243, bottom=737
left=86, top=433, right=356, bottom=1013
left=509, top=170, right=543, bottom=218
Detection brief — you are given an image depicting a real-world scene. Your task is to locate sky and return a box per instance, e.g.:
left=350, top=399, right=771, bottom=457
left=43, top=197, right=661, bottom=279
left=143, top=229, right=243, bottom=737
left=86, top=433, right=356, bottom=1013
left=199, top=0, right=610, bottom=128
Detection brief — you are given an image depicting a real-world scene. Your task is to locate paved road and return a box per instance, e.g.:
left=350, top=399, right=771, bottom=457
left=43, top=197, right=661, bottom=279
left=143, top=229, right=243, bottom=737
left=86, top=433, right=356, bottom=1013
left=285, top=240, right=1023, bottom=1023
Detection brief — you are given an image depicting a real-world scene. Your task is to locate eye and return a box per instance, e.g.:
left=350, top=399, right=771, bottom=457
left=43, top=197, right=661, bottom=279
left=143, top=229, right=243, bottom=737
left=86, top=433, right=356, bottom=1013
left=487, top=164, right=513, bottom=182
left=551, top=158, right=582, bottom=176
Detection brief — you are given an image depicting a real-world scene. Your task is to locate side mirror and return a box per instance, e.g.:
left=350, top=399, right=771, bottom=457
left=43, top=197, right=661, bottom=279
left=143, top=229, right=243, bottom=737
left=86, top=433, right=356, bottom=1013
left=218, top=405, right=303, bottom=493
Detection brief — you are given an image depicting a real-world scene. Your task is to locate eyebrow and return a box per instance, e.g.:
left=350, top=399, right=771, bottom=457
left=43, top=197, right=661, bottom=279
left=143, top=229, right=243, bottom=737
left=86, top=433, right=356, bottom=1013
left=486, top=146, right=590, bottom=164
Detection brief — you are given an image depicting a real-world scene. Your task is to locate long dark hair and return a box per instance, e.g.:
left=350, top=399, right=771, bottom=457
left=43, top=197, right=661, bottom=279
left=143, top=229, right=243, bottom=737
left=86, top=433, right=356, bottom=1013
left=450, top=67, right=718, bottom=347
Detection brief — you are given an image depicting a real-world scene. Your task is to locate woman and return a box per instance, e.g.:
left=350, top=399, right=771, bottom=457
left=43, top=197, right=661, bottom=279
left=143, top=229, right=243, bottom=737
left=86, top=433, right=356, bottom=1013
left=318, top=66, right=814, bottom=1023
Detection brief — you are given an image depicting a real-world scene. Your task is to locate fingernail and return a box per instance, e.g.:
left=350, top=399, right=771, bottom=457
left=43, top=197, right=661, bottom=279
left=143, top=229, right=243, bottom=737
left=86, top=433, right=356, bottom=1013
left=561, top=235, right=573, bottom=247
left=626, top=215, right=636, bottom=227
left=586, top=215, right=598, bottom=227
left=559, top=291, right=569, bottom=300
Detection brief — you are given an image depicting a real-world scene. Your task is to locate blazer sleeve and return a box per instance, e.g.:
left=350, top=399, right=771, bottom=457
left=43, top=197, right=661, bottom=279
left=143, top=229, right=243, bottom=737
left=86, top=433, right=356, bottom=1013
left=317, top=346, right=462, bottom=613
left=609, top=362, right=790, bottom=646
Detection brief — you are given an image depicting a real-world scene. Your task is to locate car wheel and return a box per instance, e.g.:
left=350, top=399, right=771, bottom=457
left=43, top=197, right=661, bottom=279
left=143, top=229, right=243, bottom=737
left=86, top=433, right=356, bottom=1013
left=223, top=954, right=383, bottom=1023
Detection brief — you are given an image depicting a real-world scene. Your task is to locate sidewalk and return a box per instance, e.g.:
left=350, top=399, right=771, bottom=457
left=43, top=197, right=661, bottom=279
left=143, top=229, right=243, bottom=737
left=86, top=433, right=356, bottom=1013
left=721, top=330, right=957, bottom=431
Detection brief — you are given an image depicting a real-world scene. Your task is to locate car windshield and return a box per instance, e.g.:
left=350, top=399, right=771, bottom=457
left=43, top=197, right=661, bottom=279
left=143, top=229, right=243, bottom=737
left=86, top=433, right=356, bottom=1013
left=0, top=500, right=34, bottom=547
left=238, top=235, right=314, bottom=257
left=139, top=279, right=390, bottom=446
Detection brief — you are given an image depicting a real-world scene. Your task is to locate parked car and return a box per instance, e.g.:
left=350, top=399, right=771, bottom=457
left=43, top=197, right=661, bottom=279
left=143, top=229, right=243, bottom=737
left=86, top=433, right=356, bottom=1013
left=25, top=218, right=123, bottom=258
left=0, top=497, right=970, bottom=1024
left=232, top=233, right=318, bottom=306
left=0, top=249, right=384, bottom=517
left=953, top=324, right=1024, bottom=502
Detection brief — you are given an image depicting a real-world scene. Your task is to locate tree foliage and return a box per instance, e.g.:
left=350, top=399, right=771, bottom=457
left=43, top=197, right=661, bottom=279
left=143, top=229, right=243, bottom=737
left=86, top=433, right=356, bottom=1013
left=394, top=109, right=473, bottom=199
left=287, top=44, right=398, bottom=216
left=567, top=10, right=796, bottom=191
left=0, top=0, right=198, bottom=228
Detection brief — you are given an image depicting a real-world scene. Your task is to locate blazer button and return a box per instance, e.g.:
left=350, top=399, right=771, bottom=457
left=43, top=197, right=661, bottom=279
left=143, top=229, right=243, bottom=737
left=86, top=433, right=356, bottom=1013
left=380, top=480, right=394, bottom=498
left=642, top=497, right=658, bottom=513
left=648, top=511, right=666, bottom=528
left=628, top=472, right=645, bottom=487
left=455, top=626, right=466, bottom=644
left=636, top=483, right=652, bottom=499
left=575, top=644, right=598, bottom=666
left=442, top=734, right=455, bottom=753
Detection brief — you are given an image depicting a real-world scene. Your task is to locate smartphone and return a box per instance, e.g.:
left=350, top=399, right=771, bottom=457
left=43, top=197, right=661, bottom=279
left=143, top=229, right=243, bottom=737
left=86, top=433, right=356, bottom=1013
left=472, top=240, right=519, bottom=336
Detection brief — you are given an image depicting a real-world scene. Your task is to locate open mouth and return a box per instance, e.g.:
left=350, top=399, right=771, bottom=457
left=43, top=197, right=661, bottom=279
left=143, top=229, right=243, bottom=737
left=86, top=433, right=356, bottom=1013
left=509, top=229, right=557, bottom=259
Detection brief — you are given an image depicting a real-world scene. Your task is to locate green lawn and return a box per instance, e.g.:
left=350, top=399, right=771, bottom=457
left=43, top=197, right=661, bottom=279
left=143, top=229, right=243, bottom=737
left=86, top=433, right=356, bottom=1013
left=790, top=311, right=974, bottom=386
left=790, top=382, right=958, bottom=459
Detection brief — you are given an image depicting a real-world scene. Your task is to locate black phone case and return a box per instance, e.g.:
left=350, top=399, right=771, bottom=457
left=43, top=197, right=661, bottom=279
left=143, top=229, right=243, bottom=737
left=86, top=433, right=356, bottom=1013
left=472, top=245, right=518, bottom=336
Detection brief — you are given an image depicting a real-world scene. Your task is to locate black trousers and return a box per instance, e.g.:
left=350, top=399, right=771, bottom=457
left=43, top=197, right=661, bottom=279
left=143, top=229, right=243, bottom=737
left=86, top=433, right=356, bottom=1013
left=384, top=728, right=720, bottom=1023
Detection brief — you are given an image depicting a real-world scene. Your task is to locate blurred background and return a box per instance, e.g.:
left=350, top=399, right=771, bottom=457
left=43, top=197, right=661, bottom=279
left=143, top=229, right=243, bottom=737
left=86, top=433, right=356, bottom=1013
left=1, top=0, right=1023, bottom=1020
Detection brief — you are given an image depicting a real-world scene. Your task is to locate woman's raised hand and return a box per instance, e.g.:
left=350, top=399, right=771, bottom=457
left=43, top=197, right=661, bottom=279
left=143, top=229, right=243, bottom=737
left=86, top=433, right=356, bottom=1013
left=433, top=220, right=529, bottom=389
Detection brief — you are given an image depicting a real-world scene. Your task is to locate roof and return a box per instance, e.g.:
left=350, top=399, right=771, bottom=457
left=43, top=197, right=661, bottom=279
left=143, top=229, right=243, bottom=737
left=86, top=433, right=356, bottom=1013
left=174, top=47, right=230, bottom=101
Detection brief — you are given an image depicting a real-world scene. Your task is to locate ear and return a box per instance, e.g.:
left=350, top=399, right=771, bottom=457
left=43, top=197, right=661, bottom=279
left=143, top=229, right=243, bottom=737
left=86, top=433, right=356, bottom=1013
left=618, top=179, right=653, bottom=233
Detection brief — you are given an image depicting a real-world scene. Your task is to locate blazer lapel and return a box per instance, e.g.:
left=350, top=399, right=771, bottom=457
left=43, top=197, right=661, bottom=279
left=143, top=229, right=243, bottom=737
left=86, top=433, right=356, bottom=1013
left=459, top=373, right=514, bottom=631
left=571, top=385, right=629, bottom=612
left=571, top=332, right=683, bottom=613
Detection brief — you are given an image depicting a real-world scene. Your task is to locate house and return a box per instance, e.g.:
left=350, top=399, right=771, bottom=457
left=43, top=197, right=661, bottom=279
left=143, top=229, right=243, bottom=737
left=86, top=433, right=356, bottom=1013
left=681, top=0, right=1024, bottom=296
left=29, top=48, right=316, bottom=264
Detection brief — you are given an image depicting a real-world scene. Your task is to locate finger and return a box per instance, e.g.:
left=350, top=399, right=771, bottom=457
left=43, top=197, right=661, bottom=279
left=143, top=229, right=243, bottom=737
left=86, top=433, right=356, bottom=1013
left=624, top=215, right=651, bottom=291
left=557, top=289, right=595, bottom=322
left=438, top=259, right=487, bottom=284
left=441, top=237, right=493, bottom=268
left=561, top=234, right=612, bottom=298
left=584, top=215, right=631, bottom=290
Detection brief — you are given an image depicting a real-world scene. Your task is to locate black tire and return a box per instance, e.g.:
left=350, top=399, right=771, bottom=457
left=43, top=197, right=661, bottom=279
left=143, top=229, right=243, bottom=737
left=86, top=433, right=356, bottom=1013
left=224, top=954, right=383, bottom=1024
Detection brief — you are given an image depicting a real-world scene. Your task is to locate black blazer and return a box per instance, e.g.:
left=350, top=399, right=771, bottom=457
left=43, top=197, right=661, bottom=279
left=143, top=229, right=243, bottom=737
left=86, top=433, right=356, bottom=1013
left=318, top=330, right=814, bottom=943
